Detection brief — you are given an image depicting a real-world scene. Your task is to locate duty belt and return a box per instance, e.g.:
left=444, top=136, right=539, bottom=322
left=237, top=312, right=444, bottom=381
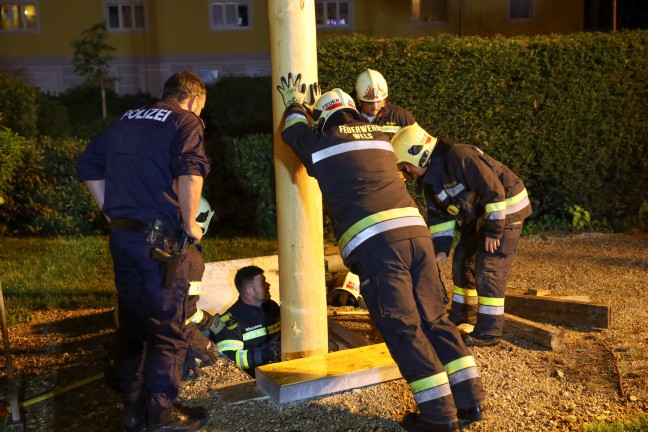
left=109, top=218, right=183, bottom=242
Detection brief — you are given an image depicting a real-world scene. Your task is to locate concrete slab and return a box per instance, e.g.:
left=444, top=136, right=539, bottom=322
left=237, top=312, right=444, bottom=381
left=197, top=255, right=281, bottom=316
left=255, top=343, right=401, bottom=404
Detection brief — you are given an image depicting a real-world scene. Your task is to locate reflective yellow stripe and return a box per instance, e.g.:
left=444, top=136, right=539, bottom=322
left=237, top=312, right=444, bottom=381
left=236, top=350, right=250, bottom=369
left=267, top=322, right=281, bottom=335
left=185, top=309, right=204, bottom=325
left=429, top=220, right=456, bottom=234
left=380, top=125, right=401, bottom=134
left=444, top=356, right=477, bottom=375
left=243, top=327, right=268, bottom=341
left=479, top=296, right=505, bottom=306
left=409, top=372, right=449, bottom=393
left=339, top=207, right=422, bottom=252
left=217, top=339, right=244, bottom=353
left=188, top=281, right=202, bottom=296
left=454, top=286, right=478, bottom=297
left=283, top=113, right=308, bottom=130
left=485, top=200, right=506, bottom=213
left=507, top=188, right=528, bottom=206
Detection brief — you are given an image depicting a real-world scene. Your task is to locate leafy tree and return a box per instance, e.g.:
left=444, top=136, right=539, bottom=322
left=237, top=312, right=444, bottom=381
left=71, top=22, right=115, bottom=119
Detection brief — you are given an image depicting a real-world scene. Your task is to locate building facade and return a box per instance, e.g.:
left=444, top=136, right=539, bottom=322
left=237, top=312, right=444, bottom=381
left=0, top=0, right=584, bottom=95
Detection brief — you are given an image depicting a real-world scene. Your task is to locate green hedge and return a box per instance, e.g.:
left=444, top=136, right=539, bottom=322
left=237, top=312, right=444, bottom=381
left=317, top=31, right=648, bottom=229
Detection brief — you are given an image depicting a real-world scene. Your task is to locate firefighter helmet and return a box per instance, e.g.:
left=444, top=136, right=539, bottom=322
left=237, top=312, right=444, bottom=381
left=312, top=88, right=358, bottom=132
left=355, top=68, right=389, bottom=102
left=391, top=123, right=437, bottom=168
left=196, top=196, right=215, bottom=235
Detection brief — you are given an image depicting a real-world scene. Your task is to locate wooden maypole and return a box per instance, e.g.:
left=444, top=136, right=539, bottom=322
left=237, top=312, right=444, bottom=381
left=268, top=0, right=328, bottom=360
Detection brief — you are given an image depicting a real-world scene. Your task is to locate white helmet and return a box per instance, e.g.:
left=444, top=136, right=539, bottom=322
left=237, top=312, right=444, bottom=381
left=355, top=68, right=388, bottom=102
left=312, top=88, right=358, bottom=132
left=391, top=123, right=437, bottom=168
left=196, top=196, right=215, bottom=235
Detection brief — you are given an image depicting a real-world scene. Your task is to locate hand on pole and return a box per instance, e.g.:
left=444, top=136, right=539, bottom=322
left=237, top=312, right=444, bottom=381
left=276, top=72, right=307, bottom=108
left=303, top=82, right=322, bottom=115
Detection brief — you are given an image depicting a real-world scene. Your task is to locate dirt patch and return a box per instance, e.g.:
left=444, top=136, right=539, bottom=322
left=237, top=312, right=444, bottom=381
left=1, top=232, right=646, bottom=431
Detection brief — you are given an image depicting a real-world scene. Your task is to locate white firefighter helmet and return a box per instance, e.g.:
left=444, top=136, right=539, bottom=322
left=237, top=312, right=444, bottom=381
left=312, top=88, right=358, bottom=132
left=390, top=123, right=437, bottom=168
left=196, top=196, right=215, bottom=235
left=330, top=271, right=363, bottom=307
left=355, top=68, right=389, bottom=102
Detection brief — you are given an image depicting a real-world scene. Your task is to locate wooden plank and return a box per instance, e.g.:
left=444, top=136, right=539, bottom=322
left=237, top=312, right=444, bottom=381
left=256, top=343, right=401, bottom=404
left=505, top=293, right=610, bottom=328
left=503, top=313, right=565, bottom=351
left=328, top=318, right=370, bottom=349
left=212, top=380, right=268, bottom=405
left=527, top=288, right=551, bottom=296
left=545, top=295, right=591, bottom=303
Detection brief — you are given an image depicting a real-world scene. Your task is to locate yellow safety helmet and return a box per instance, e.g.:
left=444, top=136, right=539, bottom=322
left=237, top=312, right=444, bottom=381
left=355, top=68, right=388, bottom=102
left=390, top=123, right=437, bottom=168
left=312, top=88, right=358, bottom=132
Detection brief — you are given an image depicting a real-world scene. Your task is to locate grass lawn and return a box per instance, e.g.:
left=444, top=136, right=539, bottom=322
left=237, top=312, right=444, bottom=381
left=0, top=236, right=278, bottom=325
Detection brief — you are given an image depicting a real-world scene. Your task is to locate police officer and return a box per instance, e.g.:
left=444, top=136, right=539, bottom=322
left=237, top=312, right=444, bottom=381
left=355, top=68, right=416, bottom=138
left=276, top=74, right=486, bottom=432
left=76, top=71, right=210, bottom=432
left=213, top=266, right=280, bottom=377
left=392, top=124, right=532, bottom=347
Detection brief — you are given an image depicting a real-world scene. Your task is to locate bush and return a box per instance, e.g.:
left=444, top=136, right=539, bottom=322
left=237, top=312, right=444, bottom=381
left=0, top=72, right=39, bottom=138
left=37, top=93, right=70, bottom=139
left=0, top=125, right=28, bottom=204
left=0, top=137, right=103, bottom=236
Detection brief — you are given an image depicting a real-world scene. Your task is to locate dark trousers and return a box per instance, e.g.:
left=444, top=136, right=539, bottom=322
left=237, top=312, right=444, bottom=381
left=354, top=236, right=485, bottom=423
left=450, top=223, right=522, bottom=337
left=109, top=228, right=191, bottom=410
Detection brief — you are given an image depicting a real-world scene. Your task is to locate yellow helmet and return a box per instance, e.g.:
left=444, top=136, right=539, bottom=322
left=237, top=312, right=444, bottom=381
left=391, top=123, right=437, bottom=168
left=355, top=68, right=388, bottom=102
left=312, top=88, right=358, bottom=132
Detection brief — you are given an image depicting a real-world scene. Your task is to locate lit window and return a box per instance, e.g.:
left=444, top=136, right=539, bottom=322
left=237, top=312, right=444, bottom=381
left=105, top=1, right=145, bottom=31
left=0, top=2, right=38, bottom=31
left=315, top=1, right=351, bottom=28
left=210, top=1, right=251, bottom=30
left=411, top=0, right=448, bottom=23
left=510, top=0, right=532, bottom=20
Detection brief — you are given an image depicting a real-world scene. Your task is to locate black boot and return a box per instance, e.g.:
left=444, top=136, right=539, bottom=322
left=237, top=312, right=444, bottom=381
left=148, top=404, right=209, bottom=432
left=401, top=412, right=461, bottom=432
left=121, top=391, right=147, bottom=432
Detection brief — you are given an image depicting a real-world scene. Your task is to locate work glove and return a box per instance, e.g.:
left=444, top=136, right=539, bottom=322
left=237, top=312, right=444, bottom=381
left=303, top=82, right=322, bottom=116
left=276, top=72, right=307, bottom=108
left=207, top=313, right=225, bottom=338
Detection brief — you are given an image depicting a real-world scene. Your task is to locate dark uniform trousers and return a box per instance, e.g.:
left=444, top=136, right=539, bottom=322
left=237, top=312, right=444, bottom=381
left=109, top=228, right=192, bottom=410
left=450, top=222, right=523, bottom=338
left=355, top=235, right=485, bottom=423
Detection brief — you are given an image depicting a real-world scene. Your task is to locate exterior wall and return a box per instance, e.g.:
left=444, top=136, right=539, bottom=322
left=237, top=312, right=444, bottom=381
left=0, top=0, right=583, bottom=95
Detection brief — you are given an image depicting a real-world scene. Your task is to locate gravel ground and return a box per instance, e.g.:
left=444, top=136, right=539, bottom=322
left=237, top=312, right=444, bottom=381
left=1, top=232, right=647, bottom=431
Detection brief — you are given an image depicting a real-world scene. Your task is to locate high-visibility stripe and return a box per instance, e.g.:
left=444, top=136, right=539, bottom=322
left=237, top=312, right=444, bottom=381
left=311, top=140, right=394, bottom=164
left=448, top=366, right=481, bottom=386
left=217, top=339, right=244, bottom=353
left=409, top=372, right=450, bottom=393
left=445, top=356, right=477, bottom=375
left=339, top=207, right=422, bottom=253
left=236, top=350, right=250, bottom=369
left=446, top=183, right=465, bottom=197
left=478, top=296, right=505, bottom=316
left=505, top=189, right=530, bottom=214
left=243, top=327, right=268, bottom=341
left=454, top=286, right=478, bottom=297
left=380, top=125, right=401, bottom=134
left=284, top=113, right=308, bottom=130
left=429, top=220, right=456, bottom=234
left=185, top=309, right=204, bottom=325
left=341, top=215, right=426, bottom=259
left=188, top=281, right=202, bottom=296
left=436, top=190, right=449, bottom=202
left=267, top=322, right=281, bottom=335
left=485, top=201, right=506, bottom=213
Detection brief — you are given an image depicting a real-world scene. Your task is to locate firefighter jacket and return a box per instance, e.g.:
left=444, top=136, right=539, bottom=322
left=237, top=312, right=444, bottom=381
left=214, top=298, right=281, bottom=375
left=281, top=103, right=429, bottom=268
left=362, top=103, right=416, bottom=138
left=421, top=139, right=532, bottom=256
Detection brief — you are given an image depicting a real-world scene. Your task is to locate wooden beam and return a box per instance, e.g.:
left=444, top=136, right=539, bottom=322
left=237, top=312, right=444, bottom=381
left=503, top=313, right=565, bottom=351
left=256, top=343, right=401, bottom=403
left=505, top=293, right=610, bottom=328
left=269, top=0, right=328, bottom=360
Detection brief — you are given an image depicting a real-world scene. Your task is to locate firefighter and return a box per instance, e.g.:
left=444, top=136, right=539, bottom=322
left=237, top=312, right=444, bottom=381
left=276, top=74, right=486, bottom=432
left=391, top=124, right=532, bottom=347
left=76, top=71, right=210, bottom=432
left=212, top=266, right=281, bottom=377
left=354, top=68, right=416, bottom=139
left=181, top=196, right=225, bottom=379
